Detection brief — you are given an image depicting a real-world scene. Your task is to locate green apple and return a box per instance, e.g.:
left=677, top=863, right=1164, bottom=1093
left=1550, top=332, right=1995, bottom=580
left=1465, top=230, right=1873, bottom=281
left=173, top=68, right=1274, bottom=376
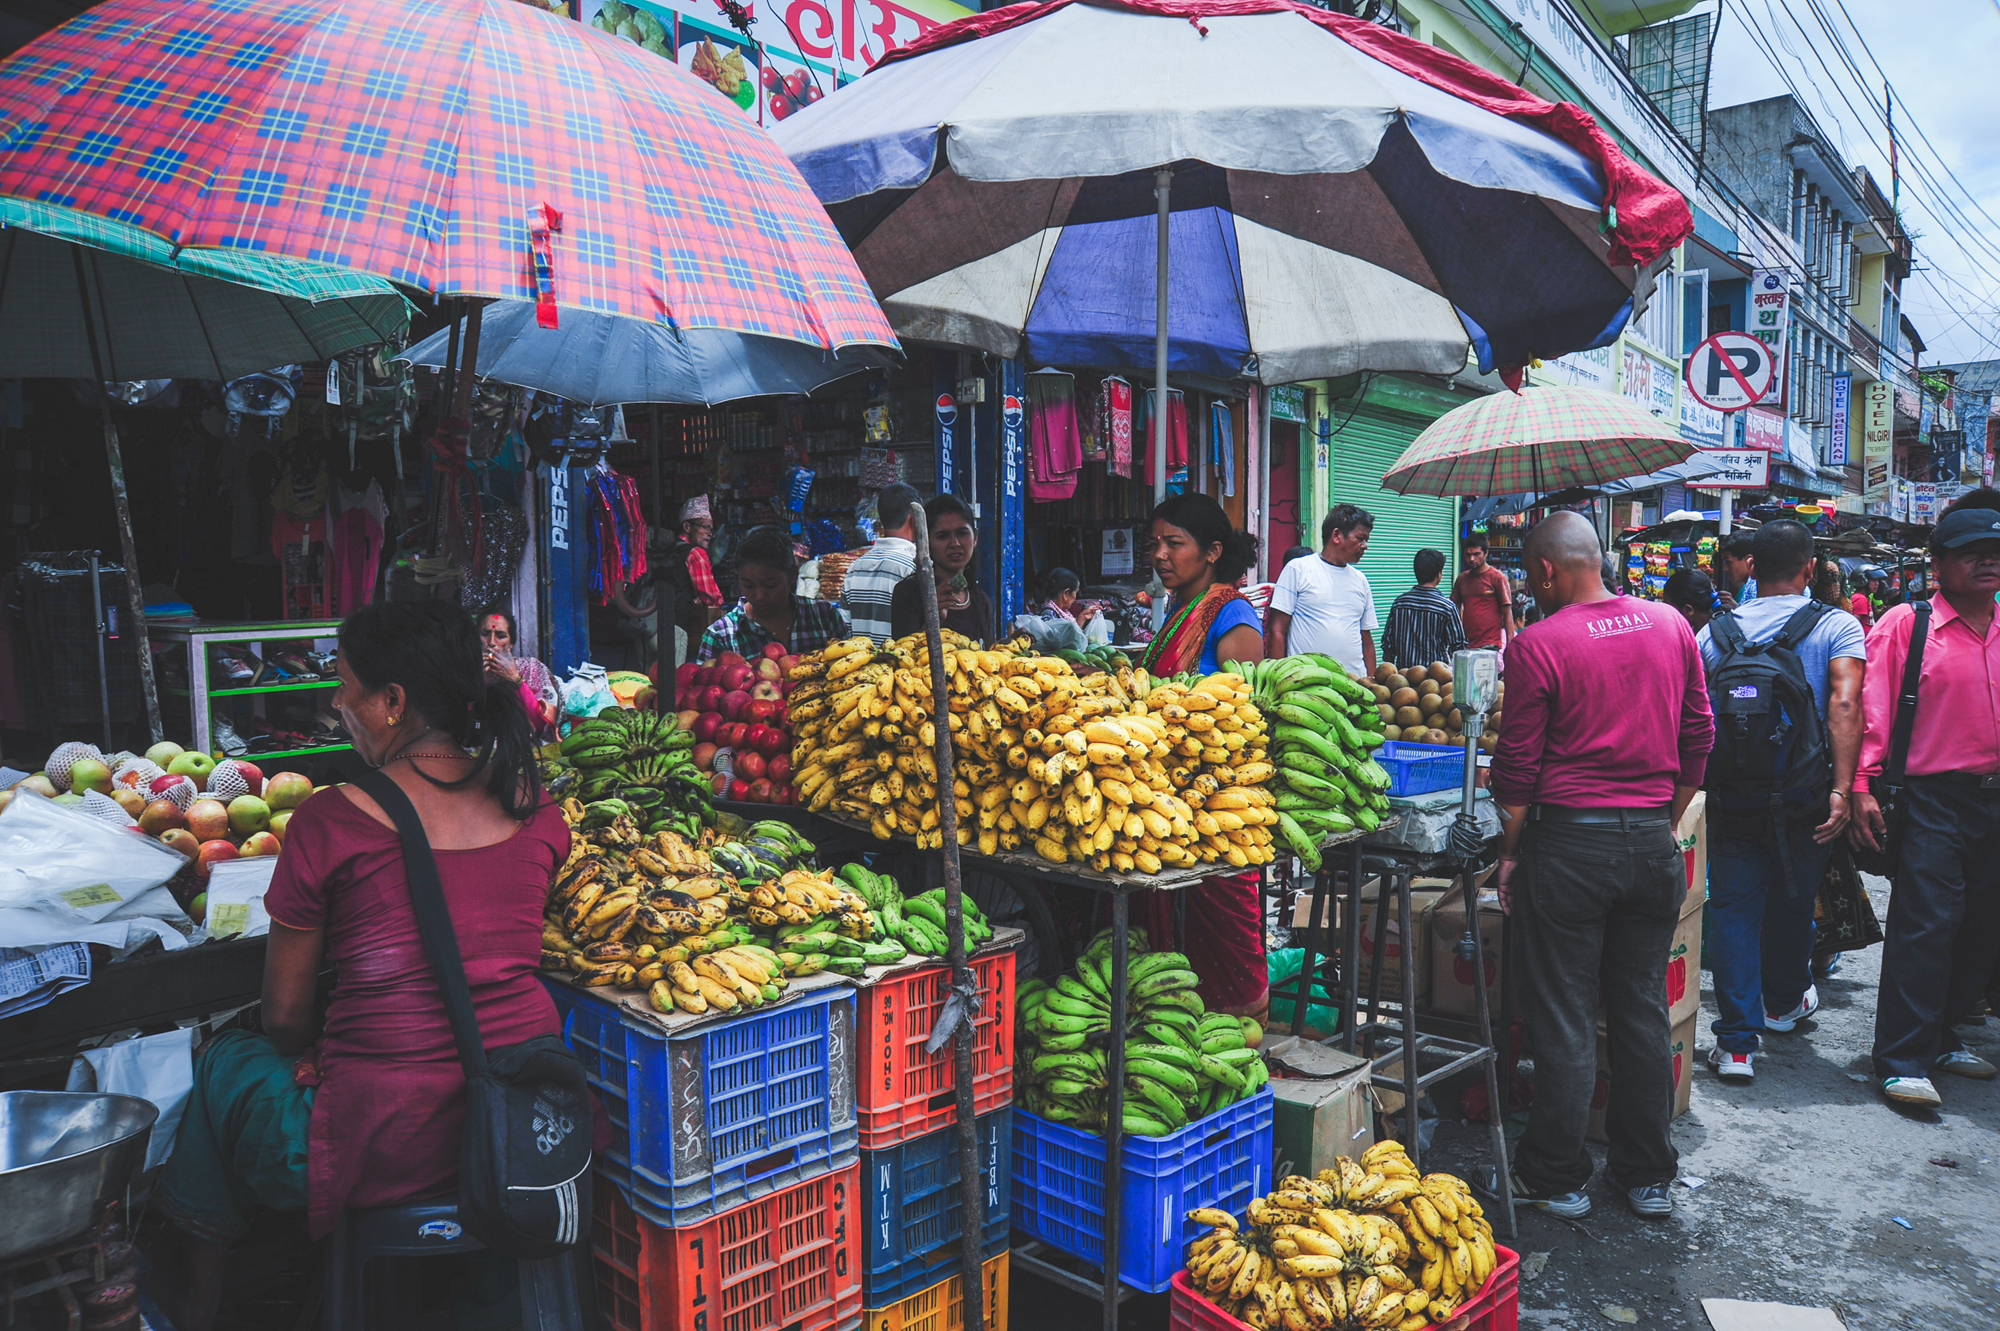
left=145, top=741, right=187, bottom=769
left=167, top=751, right=217, bottom=790
left=227, top=795, right=271, bottom=836
left=67, top=757, right=114, bottom=796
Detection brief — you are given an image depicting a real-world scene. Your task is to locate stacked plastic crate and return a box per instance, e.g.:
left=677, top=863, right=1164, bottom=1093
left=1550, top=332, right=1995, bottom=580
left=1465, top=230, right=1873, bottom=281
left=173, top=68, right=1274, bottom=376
left=547, top=981, right=863, bottom=1331
left=856, top=949, right=1017, bottom=1331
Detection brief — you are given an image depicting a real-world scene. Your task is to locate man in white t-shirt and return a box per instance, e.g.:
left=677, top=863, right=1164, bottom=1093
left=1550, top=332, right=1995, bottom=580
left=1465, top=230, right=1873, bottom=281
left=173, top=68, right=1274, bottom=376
left=1265, top=504, right=1378, bottom=675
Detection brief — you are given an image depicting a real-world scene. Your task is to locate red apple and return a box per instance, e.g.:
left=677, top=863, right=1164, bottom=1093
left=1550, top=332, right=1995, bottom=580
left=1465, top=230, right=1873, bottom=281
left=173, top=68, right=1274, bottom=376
left=159, top=827, right=199, bottom=859
left=721, top=689, right=752, bottom=721
left=755, top=655, right=784, bottom=681
left=748, top=777, right=773, bottom=802
left=693, top=712, right=722, bottom=743
left=264, top=771, right=314, bottom=811
left=692, top=742, right=718, bottom=771
left=721, top=722, right=750, bottom=748
left=195, top=838, right=239, bottom=880
left=717, top=651, right=746, bottom=673
left=758, top=726, right=790, bottom=755
left=635, top=686, right=657, bottom=711
left=720, top=663, right=755, bottom=693
left=735, top=751, right=767, bottom=781
left=783, top=70, right=807, bottom=98
left=761, top=64, right=783, bottom=91
left=186, top=798, right=232, bottom=842
left=751, top=679, right=783, bottom=702
left=762, top=641, right=786, bottom=661
left=747, top=699, right=781, bottom=725
left=694, top=685, right=725, bottom=713
left=729, top=778, right=752, bottom=802
left=139, top=799, right=185, bottom=835
left=767, top=754, right=791, bottom=784
left=676, top=662, right=701, bottom=690
left=802, top=83, right=822, bottom=104
left=240, top=830, right=282, bottom=857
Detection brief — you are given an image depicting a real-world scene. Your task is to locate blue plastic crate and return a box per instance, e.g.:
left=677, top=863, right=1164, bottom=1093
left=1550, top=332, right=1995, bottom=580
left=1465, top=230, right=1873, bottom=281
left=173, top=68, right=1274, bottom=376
left=1373, top=741, right=1463, bottom=797
left=860, top=1108, right=1012, bottom=1306
left=547, top=978, right=859, bottom=1228
left=1009, top=1088, right=1272, bottom=1295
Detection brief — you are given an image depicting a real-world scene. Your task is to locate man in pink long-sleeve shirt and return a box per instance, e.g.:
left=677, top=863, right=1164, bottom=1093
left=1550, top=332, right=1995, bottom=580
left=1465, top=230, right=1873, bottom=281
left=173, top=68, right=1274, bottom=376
left=1480, top=513, right=1713, bottom=1222
left=1851, top=497, right=2000, bottom=1108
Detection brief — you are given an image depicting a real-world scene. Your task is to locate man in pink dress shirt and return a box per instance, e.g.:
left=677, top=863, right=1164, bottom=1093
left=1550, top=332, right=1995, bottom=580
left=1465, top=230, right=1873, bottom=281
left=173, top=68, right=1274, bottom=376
left=1852, top=493, right=2000, bottom=1109
left=1481, top=513, right=1714, bottom=1221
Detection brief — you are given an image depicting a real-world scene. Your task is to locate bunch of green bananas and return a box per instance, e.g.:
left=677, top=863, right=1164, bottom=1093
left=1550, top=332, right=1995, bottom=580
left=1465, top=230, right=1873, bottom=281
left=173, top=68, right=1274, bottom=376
left=1015, top=930, right=1269, bottom=1138
left=1223, top=654, right=1392, bottom=870
left=832, top=864, right=994, bottom=957
left=555, top=707, right=713, bottom=837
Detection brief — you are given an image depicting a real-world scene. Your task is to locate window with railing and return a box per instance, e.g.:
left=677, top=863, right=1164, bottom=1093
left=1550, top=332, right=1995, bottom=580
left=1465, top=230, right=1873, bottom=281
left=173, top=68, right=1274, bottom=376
left=1629, top=262, right=1681, bottom=357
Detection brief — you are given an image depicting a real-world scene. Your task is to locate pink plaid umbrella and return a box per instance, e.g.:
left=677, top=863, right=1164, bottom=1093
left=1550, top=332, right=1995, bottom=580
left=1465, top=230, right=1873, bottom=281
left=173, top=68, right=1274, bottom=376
left=1381, top=383, right=1695, bottom=497
left=0, top=0, right=895, bottom=355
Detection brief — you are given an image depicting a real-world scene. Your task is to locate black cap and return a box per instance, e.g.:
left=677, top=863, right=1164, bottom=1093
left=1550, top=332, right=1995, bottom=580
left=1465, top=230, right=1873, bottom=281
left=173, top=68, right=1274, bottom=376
left=1933, top=507, right=2000, bottom=549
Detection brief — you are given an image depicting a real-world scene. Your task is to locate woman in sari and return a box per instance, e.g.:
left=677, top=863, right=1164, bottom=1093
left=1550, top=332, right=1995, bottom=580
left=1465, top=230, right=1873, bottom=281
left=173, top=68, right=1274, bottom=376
left=1136, top=494, right=1269, bottom=1016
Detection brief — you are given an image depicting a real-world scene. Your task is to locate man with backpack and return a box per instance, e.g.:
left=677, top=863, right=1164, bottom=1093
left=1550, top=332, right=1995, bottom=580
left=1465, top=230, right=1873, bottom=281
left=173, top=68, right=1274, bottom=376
left=1696, top=519, right=1866, bottom=1083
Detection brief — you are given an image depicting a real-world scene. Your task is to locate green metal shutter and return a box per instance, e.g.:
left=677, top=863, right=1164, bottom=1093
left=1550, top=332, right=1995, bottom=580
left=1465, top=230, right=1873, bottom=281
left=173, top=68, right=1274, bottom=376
left=1327, top=406, right=1460, bottom=628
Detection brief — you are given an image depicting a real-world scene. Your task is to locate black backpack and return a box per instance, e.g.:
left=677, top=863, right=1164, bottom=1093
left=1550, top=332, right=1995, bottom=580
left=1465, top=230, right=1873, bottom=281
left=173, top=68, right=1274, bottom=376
left=354, top=769, right=592, bottom=1258
left=1705, top=603, right=1834, bottom=889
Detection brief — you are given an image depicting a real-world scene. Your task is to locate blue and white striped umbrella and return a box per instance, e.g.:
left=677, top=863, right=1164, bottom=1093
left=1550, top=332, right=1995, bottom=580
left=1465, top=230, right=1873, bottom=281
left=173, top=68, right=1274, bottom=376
left=774, top=0, right=1689, bottom=405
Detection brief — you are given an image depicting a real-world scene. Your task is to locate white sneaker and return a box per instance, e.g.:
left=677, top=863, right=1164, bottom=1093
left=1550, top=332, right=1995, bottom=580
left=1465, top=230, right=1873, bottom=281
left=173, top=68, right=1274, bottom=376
left=1936, top=1050, right=1997, bottom=1080
left=1764, top=985, right=1820, bottom=1032
left=1708, top=1047, right=1755, bottom=1082
left=1882, top=1076, right=1943, bottom=1108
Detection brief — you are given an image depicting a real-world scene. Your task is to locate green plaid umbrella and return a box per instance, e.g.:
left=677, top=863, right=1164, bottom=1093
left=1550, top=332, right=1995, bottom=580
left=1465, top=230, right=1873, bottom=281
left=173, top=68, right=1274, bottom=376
left=1381, top=382, right=1696, bottom=497
left=0, top=197, right=410, bottom=381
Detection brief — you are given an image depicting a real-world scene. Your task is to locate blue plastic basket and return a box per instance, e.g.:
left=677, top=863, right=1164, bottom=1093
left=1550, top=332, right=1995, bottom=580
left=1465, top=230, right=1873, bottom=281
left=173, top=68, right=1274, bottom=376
left=546, top=978, right=859, bottom=1229
left=1009, top=1088, right=1273, bottom=1294
left=860, top=1108, right=1012, bottom=1306
left=1374, top=740, right=1464, bottom=797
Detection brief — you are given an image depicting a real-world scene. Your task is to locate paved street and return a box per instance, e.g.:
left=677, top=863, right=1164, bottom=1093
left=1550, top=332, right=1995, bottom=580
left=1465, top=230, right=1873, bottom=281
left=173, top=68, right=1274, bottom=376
left=1420, top=875, right=2000, bottom=1329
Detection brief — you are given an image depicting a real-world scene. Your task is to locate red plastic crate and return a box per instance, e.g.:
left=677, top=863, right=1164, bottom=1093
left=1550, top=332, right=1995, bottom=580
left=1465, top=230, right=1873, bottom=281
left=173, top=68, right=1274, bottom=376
left=1169, top=1245, right=1519, bottom=1331
left=593, top=1162, right=864, bottom=1331
left=857, top=952, right=1015, bottom=1150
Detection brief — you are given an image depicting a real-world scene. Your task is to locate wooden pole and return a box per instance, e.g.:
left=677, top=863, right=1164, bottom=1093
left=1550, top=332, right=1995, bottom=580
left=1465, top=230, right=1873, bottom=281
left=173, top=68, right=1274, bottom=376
left=908, top=504, right=985, bottom=1331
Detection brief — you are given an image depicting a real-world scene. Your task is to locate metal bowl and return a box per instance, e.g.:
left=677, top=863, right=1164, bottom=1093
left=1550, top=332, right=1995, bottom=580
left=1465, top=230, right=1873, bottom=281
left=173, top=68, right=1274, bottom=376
left=0, top=1091, right=158, bottom=1261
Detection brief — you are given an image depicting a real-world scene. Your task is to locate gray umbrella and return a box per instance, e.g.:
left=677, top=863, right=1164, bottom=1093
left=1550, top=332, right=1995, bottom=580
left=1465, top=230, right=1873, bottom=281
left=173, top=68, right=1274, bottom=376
left=397, top=301, right=897, bottom=407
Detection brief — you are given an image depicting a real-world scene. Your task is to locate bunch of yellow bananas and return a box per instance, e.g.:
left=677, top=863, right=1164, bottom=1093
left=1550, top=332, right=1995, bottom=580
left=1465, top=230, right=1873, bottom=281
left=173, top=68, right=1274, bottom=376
left=1129, top=672, right=1279, bottom=868
left=1180, top=1143, right=1498, bottom=1330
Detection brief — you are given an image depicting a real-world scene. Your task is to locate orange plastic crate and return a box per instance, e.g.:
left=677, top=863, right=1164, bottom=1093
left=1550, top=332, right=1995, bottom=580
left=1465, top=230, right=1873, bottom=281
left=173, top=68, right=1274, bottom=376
left=593, top=1162, right=863, bottom=1331
left=862, top=1252, right=1008, bottom=1331
left=857, top=953, right=1015, bottom=1150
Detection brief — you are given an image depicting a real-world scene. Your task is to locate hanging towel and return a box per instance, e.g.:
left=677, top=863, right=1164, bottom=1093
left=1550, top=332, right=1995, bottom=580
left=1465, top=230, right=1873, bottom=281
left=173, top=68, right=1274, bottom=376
left=1211, top=401, right=1236, bottom=497
left=1139, top=389, right=1189, bottom=489
left=1097, top=376, right=1133, bottom=477
left=1028, top=370, right=1082, bottom=502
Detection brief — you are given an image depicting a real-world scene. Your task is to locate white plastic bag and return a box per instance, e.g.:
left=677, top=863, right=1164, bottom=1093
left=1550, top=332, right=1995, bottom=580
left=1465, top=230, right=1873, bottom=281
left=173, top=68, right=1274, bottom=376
left=561, top=661, right=614, bottom=717
left=67, top=1028, right=195, bottom=1171
left=203, top=857, right=279, bottom=939
left=0, top=790, right=188, bottom=925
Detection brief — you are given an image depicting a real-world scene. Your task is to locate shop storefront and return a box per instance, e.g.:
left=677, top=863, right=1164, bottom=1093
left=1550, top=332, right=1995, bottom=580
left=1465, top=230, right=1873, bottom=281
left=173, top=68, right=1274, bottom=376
left=1320, top=377, right=1467, bottom=625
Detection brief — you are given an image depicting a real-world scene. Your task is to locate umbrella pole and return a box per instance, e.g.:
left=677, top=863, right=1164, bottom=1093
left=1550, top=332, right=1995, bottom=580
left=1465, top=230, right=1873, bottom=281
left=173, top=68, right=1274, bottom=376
left=1153, top=166, right=1171, bottom=504
left=908, top=505, right=985, bottom=1331
left=452, top=300, right=484, bottom=422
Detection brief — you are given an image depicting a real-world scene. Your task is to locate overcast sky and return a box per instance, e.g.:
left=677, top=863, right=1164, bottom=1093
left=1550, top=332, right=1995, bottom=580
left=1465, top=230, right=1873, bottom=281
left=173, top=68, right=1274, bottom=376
left=1689, top=0, right=2000, bottom=366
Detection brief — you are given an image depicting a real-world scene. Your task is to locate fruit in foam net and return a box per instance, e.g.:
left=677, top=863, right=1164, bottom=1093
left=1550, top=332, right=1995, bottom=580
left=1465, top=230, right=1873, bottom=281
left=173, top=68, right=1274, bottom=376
left=114, top=758, right=163, bottom=791
left=206, top=762, right=250, bottom=803
left=67, top=757, right=114, bottom=796
left=149, top=773, right=198, bottom=810
left=45, top=742, right=105, bottom=792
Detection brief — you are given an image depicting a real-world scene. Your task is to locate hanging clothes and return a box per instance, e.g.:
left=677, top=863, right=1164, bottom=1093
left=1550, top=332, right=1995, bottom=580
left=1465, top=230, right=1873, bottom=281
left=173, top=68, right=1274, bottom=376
left=1027, top=369, right=1083, bottom=502
left=328, top=479, right=387, bottom=616
left=1097, top=376, right=1133, bottom=478
left=583, top=466, right=649, bottom=605
left=1211, top=401, right=1236, bottom=497
left=1138, top=389, right=1189, bottom=490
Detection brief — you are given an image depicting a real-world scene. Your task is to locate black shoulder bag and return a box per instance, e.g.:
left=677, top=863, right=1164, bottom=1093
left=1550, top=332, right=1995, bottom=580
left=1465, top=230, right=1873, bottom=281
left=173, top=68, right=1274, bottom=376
left=354, top=769, right=592, bottom=1258
left=1851, top=601, right=1932, bottom=879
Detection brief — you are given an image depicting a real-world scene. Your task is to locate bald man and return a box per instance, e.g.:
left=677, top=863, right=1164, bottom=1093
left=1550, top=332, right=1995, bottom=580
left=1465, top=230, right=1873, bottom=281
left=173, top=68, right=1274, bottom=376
left=1483, top=512, right=1714, bottom=1221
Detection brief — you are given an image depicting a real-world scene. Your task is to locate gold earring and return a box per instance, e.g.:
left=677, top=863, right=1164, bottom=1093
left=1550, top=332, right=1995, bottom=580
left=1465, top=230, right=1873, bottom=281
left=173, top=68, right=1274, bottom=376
left=389, top=715, right=398, bottom=726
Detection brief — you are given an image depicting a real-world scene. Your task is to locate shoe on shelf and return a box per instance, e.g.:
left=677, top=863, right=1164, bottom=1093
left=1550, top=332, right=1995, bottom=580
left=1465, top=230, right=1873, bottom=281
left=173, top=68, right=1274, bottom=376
left=1476, top=1169, right=1591, bottom=1219
left=1881, top=1076, right=1943, bottom=1108
left=210, top=719, right=248, bottom=756
left=1936, top=1050, right=1997, bottom=1080
left=212, top=653, right=257, bottom=686
left=1764, top=985, right=1820, bottom=1032
left=1626, top=1183, right=1673, bottom=1217
left=1707, top=1047, right=1756, bottom=1082
left=273, top=652, right=318, bottom=678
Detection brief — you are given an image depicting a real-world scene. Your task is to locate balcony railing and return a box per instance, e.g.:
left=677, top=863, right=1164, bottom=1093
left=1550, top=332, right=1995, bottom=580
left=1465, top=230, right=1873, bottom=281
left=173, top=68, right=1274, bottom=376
left=1848, top=317, right=1881, bottom=378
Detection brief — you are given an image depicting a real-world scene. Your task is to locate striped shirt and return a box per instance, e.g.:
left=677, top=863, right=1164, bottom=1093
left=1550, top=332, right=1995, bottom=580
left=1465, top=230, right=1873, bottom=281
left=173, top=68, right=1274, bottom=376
left=840, top=535, right=917, bottom=644
left=1381, top=585, right=1467, bottom=670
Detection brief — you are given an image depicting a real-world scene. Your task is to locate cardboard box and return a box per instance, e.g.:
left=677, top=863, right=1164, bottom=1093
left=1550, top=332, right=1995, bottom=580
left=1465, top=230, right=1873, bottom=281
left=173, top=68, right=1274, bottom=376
left=1665, top=907, right=1703, bottom=1026
left=1426, top=867, right=1502, bottom=1019
left=1585, top=1010, right=1697, bottom=1144
left=1269, top=1045, right=1374, bottom=1177
left=1293, top=879, right=1447, bottom=1007
left=1678, top=791, right=1708, bottom=919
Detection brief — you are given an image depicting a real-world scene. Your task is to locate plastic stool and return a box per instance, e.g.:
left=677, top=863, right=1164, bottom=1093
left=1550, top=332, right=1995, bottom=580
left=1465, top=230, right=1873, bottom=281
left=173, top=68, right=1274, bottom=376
left=323, top=1196, right=601, bottom=1331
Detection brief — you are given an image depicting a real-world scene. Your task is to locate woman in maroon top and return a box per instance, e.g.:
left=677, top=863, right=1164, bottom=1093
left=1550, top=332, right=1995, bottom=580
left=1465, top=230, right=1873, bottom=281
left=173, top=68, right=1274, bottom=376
left=153, top=601, right=567, bottom=1329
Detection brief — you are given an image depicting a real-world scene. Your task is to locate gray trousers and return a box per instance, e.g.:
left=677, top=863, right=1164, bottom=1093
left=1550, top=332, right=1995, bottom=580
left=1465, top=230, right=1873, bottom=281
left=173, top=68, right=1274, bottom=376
left=1874, top=776, right=2000, bottom=1079
left=1514, top=817, right=1684, bottom=1194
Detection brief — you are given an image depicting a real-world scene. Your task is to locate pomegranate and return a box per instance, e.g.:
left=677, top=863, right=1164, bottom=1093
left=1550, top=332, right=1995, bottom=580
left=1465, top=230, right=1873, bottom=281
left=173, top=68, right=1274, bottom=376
left=767, top=754, right=791, bottom=784
left=735, top=751, right=767, bottom=781
left=748, top=777, right=774, bottom=802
